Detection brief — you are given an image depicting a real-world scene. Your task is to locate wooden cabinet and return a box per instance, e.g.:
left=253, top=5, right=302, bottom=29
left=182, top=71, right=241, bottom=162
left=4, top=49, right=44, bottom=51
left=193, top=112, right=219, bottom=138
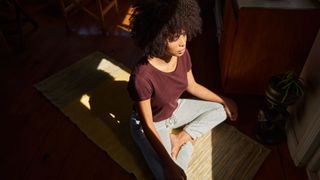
left=219, top=0, right=320, bottom=94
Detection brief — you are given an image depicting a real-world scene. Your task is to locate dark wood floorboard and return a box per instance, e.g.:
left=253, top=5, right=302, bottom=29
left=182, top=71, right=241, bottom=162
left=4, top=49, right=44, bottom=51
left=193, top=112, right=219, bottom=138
left=1, top=0, right=308, bottom=179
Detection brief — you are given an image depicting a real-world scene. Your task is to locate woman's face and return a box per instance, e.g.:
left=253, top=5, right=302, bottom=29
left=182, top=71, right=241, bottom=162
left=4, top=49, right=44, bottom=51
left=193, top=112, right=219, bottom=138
left=166, top=31, right=187, bottom=57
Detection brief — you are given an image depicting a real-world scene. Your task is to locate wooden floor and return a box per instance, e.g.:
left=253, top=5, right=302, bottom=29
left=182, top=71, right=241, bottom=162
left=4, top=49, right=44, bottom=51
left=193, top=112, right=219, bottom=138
left=1, top=0, right=308, bottom=179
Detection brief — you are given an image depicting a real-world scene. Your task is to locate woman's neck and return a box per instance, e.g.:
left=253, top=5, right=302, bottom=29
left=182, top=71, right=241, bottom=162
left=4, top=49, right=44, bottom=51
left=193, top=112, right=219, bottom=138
left=148, top=55, right=178, bottom=73
left=151, top=54, right=173, bottom=63
left=153, top=57, right=173, bottom=64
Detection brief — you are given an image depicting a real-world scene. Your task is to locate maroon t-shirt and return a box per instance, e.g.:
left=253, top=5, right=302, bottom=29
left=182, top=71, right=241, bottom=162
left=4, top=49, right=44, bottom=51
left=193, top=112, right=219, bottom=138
left=128, top=49, right=192, bottom=122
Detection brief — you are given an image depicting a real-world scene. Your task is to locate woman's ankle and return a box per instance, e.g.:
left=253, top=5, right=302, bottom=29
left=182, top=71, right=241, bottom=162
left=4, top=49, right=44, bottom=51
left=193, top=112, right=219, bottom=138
left=177, top=130, right=192, bottom=145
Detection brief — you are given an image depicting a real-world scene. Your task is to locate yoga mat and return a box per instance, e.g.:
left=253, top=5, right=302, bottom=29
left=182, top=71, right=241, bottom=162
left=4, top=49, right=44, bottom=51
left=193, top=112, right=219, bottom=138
left=35, top=51, right=270, bottom=179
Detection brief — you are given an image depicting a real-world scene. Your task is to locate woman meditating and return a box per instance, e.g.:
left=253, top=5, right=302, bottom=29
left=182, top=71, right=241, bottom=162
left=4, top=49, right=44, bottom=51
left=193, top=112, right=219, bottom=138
left=127, top=0, right=238, bottom=179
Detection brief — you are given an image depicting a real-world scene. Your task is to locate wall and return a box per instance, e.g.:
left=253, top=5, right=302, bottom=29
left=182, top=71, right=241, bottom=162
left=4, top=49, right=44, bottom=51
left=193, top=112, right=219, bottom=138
left=287, top=28, right=320, bottom=179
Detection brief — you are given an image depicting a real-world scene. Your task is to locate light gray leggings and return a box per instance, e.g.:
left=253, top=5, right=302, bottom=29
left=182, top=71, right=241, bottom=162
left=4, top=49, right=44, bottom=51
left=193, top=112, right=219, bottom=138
left=130, top=98, right=227, bottom=180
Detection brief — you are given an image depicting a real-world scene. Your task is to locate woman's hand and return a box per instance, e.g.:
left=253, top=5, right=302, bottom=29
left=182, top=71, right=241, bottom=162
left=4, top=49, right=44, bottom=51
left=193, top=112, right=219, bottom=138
left=222, top=97, right=238, bottom=121
left=164, top=160, right=187, bottom=180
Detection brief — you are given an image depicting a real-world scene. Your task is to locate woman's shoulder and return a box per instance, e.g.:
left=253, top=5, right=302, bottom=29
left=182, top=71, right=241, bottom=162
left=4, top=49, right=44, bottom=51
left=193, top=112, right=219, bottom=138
left=132, top=56, right=153, bottom=77
left=179, top=48, right=191, bottom=68
left=183, top=48, right=190, bottom=58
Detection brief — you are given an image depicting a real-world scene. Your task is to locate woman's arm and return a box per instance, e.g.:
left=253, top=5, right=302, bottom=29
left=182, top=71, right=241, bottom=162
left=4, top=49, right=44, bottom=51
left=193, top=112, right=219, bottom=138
left=137, top=99, right=186, bottom=179
left=186, top=70, right=238, bottom=121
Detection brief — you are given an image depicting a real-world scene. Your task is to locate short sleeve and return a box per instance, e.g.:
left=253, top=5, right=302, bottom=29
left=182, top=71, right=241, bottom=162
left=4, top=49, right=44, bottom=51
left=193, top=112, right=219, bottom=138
left=128, top=74, right=153, bottom=101
left=185, top=49, right=192, bottom=71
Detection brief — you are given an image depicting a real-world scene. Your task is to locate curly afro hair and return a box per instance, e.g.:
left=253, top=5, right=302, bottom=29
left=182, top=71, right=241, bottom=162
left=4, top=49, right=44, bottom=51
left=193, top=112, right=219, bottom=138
left=130, top=0, right=202, bottom=57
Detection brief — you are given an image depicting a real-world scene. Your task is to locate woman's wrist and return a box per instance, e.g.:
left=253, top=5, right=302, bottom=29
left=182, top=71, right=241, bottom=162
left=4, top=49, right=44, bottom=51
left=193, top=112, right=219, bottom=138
left=218, top=96, right=226, bottom=106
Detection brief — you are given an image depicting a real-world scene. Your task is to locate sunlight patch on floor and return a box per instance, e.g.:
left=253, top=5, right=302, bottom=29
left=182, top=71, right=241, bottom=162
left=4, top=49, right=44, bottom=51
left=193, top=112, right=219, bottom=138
left=80, top=94, right=91, bottom=110
left=97, top=58, right=130, bottom=81
left=109, top=112, right=121, bottom=124
left=80, top=57, right=130, bottom=124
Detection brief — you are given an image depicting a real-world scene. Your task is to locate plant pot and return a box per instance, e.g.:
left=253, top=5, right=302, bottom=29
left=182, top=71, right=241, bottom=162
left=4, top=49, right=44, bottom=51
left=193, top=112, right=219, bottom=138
left=256, top=72, right=304, bottom=144
left=265, top=75, right=302, bottom=107
left=255, top=108, right=289, bottom=144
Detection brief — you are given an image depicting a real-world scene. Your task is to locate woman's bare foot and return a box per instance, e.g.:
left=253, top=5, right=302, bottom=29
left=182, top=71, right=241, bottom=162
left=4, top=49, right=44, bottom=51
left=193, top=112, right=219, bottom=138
left=170, top=130, right=192, bottom=160
left=170, top=133, right=181, bottom=160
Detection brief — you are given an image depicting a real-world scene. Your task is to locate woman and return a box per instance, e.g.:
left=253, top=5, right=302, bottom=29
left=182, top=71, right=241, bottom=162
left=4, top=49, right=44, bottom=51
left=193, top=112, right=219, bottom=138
left=127, top=0, right=238, bottom=179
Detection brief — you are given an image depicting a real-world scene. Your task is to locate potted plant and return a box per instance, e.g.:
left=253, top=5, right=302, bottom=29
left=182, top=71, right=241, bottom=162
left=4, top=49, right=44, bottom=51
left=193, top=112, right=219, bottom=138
left=255, top=71, right=304, bottom=144
left=265, top=71, right=304, bottom=107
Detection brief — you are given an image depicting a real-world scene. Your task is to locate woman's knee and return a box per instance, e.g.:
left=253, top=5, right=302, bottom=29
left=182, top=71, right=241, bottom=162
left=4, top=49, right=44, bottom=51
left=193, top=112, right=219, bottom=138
left=213, top=105, right=227, bottom=121
left=205, top=101, right=224, bottom=112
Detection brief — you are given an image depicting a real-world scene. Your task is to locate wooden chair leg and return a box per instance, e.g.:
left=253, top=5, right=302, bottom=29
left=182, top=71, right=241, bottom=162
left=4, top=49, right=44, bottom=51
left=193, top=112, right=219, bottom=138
left=11, top=0, right=39, bottom=51
left=96, top=0, right=107, bottom=34
left=58, top=0, right=72, bottom=31
left=13, top=0, right=38, bottom=29
left=114, top=0, right=119, bottom=13
left=57, top=0, right=118, bottom=35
